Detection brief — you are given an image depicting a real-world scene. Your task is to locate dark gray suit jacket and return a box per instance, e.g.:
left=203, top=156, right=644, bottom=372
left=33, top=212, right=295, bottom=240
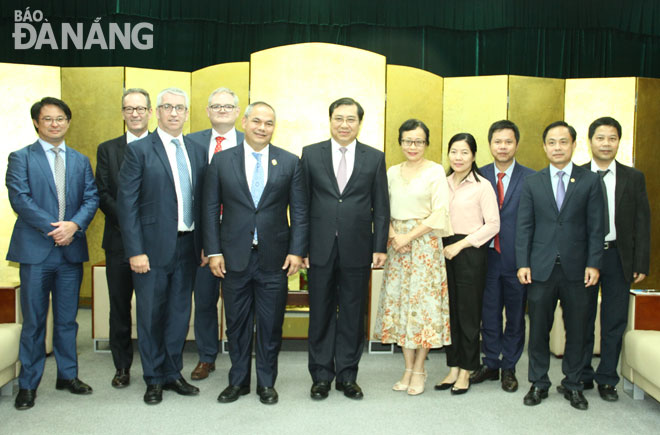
left=186, top=128, right=244, bottom=159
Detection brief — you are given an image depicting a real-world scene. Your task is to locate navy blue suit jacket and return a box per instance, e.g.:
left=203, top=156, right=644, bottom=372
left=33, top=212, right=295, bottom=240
left=117, top=132, right=207, bottom=266
left=202, top=143, right=308, bottom=272
left=479, top=161, right=535, bottom=274
left=186, top=128, right=244, bottom=158
left=6, top=140, right=99, bottom=264
left=515, top=164, right=604, bottom=282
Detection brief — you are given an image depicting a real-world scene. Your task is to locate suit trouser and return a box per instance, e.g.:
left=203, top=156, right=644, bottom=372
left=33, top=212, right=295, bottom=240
left=18, top=247, right=83, bottom=389
left=481, top=248, right=527, bottom=371
left=105, top=252, right=134, bottom=370
left=133, top=232, right=195, bottom=385
left=581, top=246, right=630, bottom=387
left=527, top=263, right=595, bottom=391
left=443, top=235, right=487, bottom=371
left=193, top=265, right=221, bottom=363
left=308, top=237, right=371, bottom=383
left=222, top=249, right=288, bottom=388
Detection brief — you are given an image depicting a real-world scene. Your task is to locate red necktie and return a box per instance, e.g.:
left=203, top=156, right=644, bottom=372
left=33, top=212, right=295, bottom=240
left=214, top=136, right=225, bottom=154
left=494, top=172, right=505, bottom=253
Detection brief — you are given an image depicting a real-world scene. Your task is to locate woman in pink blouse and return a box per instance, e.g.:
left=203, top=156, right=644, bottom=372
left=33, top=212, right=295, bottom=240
left=434, top=133, right=500, bottom=395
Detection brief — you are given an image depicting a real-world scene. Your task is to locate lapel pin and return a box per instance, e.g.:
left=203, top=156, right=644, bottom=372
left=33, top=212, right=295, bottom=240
left=570, top=178, right=575, bottom=183
left=272, top=159, right=278, bottom=166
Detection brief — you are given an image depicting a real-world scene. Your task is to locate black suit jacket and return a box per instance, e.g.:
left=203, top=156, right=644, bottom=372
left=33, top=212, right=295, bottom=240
left=516, top=164, right=604, bottom=282
left=301, top=140, right=389, bottom=268
left=581, top=161, right=650, bottom=282
left=202, top=143, right=308, bottom=272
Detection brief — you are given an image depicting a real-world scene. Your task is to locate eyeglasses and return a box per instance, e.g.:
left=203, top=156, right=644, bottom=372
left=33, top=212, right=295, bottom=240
left=122, top=106, right=149, bottom=114
left=401, top=139, right=427, bottom=147
left=209, top=104, right=237, bottom=112
left=41, top=117, right=68, bottom=124
left=332, top=116, right=358, bottom=125
left=158, top=104, right=187, bottom=113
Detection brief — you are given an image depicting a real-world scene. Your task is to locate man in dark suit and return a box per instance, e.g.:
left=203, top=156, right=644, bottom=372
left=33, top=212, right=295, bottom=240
left=301, top=97, right=389, bottom=401
left=96, top=88, right=152, bottom=388
left=117, top=87, right=207, bottom=405
left=186, top=87, right=244, bottom=381
left=472, top=120, right=534, bottom=393
left=6, top=97, right=99, bottom=410
left=203, top=102, right=308, bottom=405
left=580, top=116, right=650, bottom=402
left=516, top=121, right=604, bottom=411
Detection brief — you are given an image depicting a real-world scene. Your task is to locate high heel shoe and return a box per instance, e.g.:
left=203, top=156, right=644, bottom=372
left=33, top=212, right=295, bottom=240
left=434, top=381, right=455, bottom=391
left=392, top=369, right=412, bottom=391
left=407, top=371, right=427, bottom=396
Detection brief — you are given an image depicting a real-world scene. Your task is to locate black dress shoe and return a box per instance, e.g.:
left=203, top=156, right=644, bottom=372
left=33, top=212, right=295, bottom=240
left=501, top=369, right=518, bottom=393
left=434, top=382, right=455, bottom=391
left=144, top=384, right=163, bottom=405
left=450, top=384, right=470, bottom=395
left=55, top=378, right=93, bottom=395
left=257, top=386, right=279, bottom=405
left=14, top=389, right=36, bottom=410
left=523, top=386, right=548, bottom=406
left=582, top=380, right=594, bottom=390
left=598, top=384, right=619, bottom=402
left=163, top=377, right=199, bottom=396
left=470, top=365, right=499, bottom=384
left=111, top=369, right=130, bottom=388
left=310, top=381, right=331, bottom=400
left=557, top=385, right=589, bottom=410
left=217, top=385, right=250, bottom=403
left=336, top=381, right=363, bottom=400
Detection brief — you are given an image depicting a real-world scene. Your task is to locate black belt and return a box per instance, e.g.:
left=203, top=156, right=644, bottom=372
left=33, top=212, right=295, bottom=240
left=604, top=241, right=617, bottom=250
left=177, top=231, right=193, bottom=238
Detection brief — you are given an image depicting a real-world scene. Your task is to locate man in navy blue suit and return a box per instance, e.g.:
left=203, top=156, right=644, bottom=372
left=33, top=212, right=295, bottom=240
left=6, top=97, right=99, bottom=410
left=203, top=102, right=308, bottom=405
left=117, top=87, right=208, bottom=405
left=186, top=87, right=244, bottom=381
left=472, top=120, right=534, bottom=393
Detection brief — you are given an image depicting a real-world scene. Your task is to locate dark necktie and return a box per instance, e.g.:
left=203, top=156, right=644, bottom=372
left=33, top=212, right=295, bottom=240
left=494, top=172, right=505, bottom=253
left=598, top=169, right=611, bottom=236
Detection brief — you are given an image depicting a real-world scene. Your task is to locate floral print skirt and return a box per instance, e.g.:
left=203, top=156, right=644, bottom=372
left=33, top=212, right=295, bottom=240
left=374, top=219, right=451, bottom=349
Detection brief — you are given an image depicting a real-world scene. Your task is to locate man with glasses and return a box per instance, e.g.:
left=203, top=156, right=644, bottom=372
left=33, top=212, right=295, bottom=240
left=117, top=87, right=208, bottom=404
left=7, top=97, right=99, bottom=410
left=186, top=88, right=244, bottom=381
left=96, top=88, right=152, bottom=389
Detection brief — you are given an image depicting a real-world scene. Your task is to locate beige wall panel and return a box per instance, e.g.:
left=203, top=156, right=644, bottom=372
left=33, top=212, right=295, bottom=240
left=442, top=76, right=508, bottom=168
left=61, top=67, right=124, bottom=300
left=508, top=76, right=565, bottom=171
left=125, top=68, right=192, bottom=135
left=565, top=78, right=636, bottom=166
left=250, top=43, right=386, bottom=157
left=633, top=78, right=660, bottom=288
left=385, top=65, right=443, bottom=169
left=190, top=62, right=250, bottom=133
left=1, top=63, right=61, bottom=286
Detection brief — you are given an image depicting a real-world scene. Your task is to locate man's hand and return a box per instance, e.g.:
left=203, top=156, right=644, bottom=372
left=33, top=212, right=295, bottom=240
left=282, top=255, right=303, bottom=276
left=200, top=249, right=209, bottom=267
left=517, top=267, right=532, bottom=285
left=373, top=253, right=387, bottom=268
left=303, top=257, right=310, bottom=269
left=48, top=221, right=79, bottom=246
left=209, top=256, right=226, bottom=278
left=129, top=254, right=150, bottom=274
left=633, top=272, right=647, bottom=284
left=584, top=267, right=600, bottom=287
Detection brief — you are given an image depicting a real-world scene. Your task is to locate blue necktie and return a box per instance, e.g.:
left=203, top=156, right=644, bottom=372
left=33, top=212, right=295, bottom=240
left=173, top=138, right=193, bottom=227
left=556, top=170, right=566, bottom=211
left=251, top=152, right=264, bottom=243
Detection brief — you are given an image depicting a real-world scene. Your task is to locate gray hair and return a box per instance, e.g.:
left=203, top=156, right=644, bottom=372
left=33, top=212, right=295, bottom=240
left=156, top=87, right=189, bottom=109
left=244, top=101, right=276, bottom=119
left=208, top=87, right=239, bottom=107
left=122, top=88, right=151, bottom=108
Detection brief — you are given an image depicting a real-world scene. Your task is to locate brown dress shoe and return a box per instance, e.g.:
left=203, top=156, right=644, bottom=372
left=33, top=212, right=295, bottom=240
left=191, top=362, right=215, bottom=380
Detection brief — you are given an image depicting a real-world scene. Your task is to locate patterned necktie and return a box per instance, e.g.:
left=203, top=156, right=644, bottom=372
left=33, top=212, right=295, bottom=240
left=52, top=147, right=66, bottom=221
left=172, top=138, right=193, bottom=227
left=214, top=136, right=225, bottom=154
left=556, top=171, right=566, bottom=210
left=598, top=169, right=611, bottom=236
left=494, top=172, right=505, bottom=253
left=337, top=147, right=348, bottom=193
left=251, top=152, right=265, bottom=243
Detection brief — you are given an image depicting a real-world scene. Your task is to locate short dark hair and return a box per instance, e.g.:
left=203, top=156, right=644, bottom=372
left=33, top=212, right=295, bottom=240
left=329, top=97, right=364, bottom=121
left=542, top=121, right=576, bottom=143
left=30, top=97, right=72, bottom=132
left=447, top=132, right=482, bottom=182
left=488, top=120, right=520, bottom=144
left=398, top=119, right=430, bottom=145
left=588, top=117, right=621, bottom=140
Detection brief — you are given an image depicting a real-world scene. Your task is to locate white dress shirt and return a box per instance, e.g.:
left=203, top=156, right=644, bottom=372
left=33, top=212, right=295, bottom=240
left=126, top=130, right=148, bottom=144
left=207, top=127, right=238, bottom=163
left=244, top=142, right=269, bottom=190
left=157, top=128, right=194, bottom=231
left=549, top=161, right=573, bottom=200
left=591, top=159, right=617, bottom=241
left=331, top=138, right=356, bottom=182
left=39, top=139, right=66, bottom=183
